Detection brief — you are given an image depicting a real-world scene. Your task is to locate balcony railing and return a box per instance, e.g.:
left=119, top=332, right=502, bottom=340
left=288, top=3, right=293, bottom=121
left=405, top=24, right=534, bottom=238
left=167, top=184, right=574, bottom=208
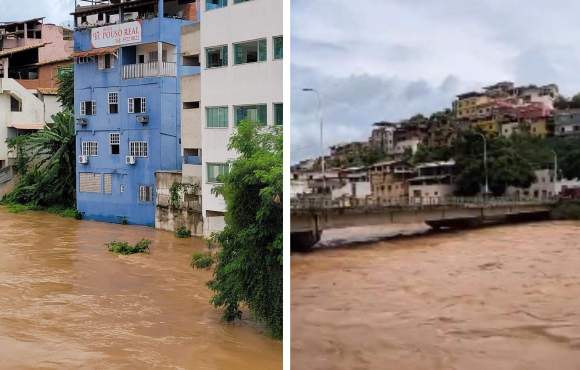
left=183, top=156, right=201, bottom=165
left=122, top=61, right=177, bottom=79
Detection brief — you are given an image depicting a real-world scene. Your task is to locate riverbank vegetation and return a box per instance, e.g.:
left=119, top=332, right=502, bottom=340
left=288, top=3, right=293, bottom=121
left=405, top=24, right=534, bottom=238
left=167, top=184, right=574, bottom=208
left=175, top=226, right=192, bottom=238
left=191, top=251, right=214, bottom=269
left=1, top=202, right=80, bottom=219
left=207, top=121, right=282, bottom=339
left=552, top=201, right=580, bottom=220
left=106, top=239, right=151, bottom=255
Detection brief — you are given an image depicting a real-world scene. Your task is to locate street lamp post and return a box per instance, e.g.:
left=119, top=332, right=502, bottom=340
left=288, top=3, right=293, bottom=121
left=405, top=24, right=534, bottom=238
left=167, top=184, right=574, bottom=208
left=475, top=133, right=489, bottom=196
left=552, top=149, right=558, bottom=192
left=302, top=88, right=326, bottom=192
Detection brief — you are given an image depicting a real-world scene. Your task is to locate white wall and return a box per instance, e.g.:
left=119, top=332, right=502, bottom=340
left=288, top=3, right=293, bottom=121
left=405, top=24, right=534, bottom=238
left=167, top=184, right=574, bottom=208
left=0, top=78, right=46, bottom=162
left=408, top=184, right=456, bottom=205
left=200, top=0, right=283, bottom=235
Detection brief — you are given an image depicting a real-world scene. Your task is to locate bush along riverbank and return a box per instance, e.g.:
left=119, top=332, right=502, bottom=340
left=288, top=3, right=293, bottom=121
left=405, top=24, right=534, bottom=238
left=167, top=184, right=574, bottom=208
left=552, top=201, right=580, bottom=220
left=0, top=201, right=81, bottom=219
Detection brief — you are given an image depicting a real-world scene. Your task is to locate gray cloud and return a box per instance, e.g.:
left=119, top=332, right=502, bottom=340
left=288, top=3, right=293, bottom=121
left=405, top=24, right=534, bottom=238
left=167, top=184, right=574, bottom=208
left=2, top=0, right=75, bottom=26
left=291, top=0, right=580, bottom=162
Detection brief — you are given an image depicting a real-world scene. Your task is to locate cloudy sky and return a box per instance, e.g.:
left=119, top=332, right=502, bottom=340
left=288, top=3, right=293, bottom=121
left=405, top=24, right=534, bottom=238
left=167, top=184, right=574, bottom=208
left=291, top=0, right=580, bottom=162
left=3, top=0, right=75, bottom=27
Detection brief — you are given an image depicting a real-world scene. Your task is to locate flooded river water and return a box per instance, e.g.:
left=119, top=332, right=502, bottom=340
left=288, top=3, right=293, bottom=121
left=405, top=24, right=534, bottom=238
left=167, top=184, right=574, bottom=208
left=0, top=207, right=281, bottom=370
left=292, top=221, right=580, bottom=370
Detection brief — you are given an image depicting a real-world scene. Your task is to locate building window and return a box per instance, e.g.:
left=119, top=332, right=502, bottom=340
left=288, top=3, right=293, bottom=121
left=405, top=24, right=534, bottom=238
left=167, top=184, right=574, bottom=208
left=207, top=163, right=229, bottom=183
left=274, top=103, right=283, bottom=125
left=129, top=141, right=148, bottom=157
left=233, top=39, right=266, bottom=64
left=234, top=104, right=267, bottom=125
left=128, top=97, right=146, bottom=114
left=183, top=55, right=200, bottom=66
left=183, top=101, right=200, bottom=109
left=139, top=185, right=152, bottom=202
left=206, top=106, right=228, bottom=128
left=79, top=173, right=102, bottom=193
left=103, top=174, right=112, bottom=194
left=98, top=54, right=115, bottom=69
left=108, top=92, right=119, bottom=114
left=10, top=96, right=22, bottom=112
left=109, top=133, right=120, bottom=155
left=233, top=0, right=252, bottom=3
left=76, top=56, right=94, bottom=64
left=206, top=0, right=227, bottom=10
left=81, top=141, right=98, bottom=156
left=80, top=101, right=96, bottom=116
left=206, top=45, right=228, bottom=68
left=273, top=36, right=283, bottom=60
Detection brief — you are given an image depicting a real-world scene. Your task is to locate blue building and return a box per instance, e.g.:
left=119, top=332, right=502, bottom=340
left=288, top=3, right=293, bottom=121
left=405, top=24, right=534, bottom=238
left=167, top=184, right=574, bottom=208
left=73, top=0, right=199, bottom=226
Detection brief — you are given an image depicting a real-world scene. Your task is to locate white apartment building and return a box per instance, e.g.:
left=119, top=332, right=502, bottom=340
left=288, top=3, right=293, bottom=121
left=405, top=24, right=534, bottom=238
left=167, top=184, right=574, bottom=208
left=200, top=0, right=283, bottom=234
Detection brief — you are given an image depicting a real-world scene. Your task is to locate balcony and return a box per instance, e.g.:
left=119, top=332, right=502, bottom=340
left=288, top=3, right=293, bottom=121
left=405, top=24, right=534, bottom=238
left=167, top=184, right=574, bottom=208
left=123, top=61, right=176, bottom=79
left=183, top=155, right=201, bottom=165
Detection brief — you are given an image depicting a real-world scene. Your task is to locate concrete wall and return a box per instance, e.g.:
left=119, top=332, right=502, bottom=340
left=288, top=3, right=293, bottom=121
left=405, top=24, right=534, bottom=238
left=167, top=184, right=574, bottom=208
left=38, top=24, right=73, bottom=64
left=408, top=184, right=456, bottom=205
left=200, top=0, right=283, bottom=235
left=155, top=171, right=203, bottom=235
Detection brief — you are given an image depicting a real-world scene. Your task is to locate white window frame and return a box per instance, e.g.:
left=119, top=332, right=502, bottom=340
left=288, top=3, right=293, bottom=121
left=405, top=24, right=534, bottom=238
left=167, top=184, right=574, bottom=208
left=207, top=162, right=230, bottom=183
left=97, top=53, right=115, bottom=70
left=139, top=185, right=152, bottom=202
left=129, top=141, right=148, bottom=157
left=103, top=174, right=113, bottom=194
left=80, top=100, right=96, bottom=116
left=109, top=133, right=120, bottom=154
left=81, top=141, right=98, bottom=156
left=76, top=56, right=95, bottom=64
left=128, top=97, right=147, bottom=114
left=108, top=92, right=119, bottom=114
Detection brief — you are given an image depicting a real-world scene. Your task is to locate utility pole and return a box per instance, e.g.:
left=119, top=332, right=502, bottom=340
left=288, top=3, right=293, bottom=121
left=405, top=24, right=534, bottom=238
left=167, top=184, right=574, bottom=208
left=475, top=133, right=489, bottom=196
left=302, top=88, right=326, bottom=192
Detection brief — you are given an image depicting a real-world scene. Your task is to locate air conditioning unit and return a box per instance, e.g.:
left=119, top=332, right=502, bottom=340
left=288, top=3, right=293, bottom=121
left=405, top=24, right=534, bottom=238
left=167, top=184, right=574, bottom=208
left=79, top=155, right=89, bottom=164
left=76, top=118, right=88, bottom=126
left=136, top=115, right=149, bottom=124
left=126, top=155, right=136, bottom=165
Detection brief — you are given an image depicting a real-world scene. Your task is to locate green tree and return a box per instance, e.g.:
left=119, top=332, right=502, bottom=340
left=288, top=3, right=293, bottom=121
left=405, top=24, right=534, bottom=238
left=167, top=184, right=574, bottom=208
left=452, top=132, right=536, bottom=196
left=56, top=67, right=74, bottom=111
left=554, top=96, right=570, bottom=110
left=570, top=93, right=580, bottom=109
left=5, top=111, right=76, bottom=206
left=208, top=121, right=282, bottom=339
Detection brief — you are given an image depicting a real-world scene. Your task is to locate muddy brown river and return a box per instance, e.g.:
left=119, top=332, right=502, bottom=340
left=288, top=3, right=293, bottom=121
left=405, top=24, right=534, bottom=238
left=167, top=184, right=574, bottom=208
left=0, top=207, right=281, bottom=369
left=292, top=221, right=580, bottom=370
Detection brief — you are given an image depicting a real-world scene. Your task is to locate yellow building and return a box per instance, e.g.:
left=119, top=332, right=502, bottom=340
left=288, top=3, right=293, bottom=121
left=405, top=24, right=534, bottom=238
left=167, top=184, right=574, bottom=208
left=472, top=119, right=500, bottom=136
left=527, top=119, right=549, bottom=138
left=454, top=92, right=491, bottom=120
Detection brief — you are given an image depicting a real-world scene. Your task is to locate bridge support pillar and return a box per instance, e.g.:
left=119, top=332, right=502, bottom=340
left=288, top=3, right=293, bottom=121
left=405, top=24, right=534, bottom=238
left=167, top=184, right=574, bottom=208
left=291, top=230, right=321, bottom=252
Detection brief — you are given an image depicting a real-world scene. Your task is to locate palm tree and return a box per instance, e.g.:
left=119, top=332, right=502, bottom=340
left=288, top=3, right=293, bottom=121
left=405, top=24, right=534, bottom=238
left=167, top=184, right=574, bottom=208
left=6, top=110, right=76, bottom=207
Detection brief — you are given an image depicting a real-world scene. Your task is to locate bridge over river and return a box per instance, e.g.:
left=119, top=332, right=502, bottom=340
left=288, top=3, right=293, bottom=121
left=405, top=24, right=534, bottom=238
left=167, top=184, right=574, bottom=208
left=291, top=196, right=557, bottom=250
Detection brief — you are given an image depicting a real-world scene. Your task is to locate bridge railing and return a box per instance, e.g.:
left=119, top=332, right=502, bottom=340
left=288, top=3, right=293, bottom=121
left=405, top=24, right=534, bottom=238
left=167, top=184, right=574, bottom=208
left=291, top=194, right=557, bottom=211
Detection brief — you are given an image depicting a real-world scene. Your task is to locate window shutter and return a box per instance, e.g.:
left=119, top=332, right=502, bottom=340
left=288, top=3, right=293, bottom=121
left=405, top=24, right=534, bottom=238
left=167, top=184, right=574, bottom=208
left=234, top=44, right=243, bottom=64
left=221, top=46, right=228, bottom=66
left=258, top=105, right=267, bottom=124
left=91, top=101, right=96, bottom=115
left=258, top=39, right=267, bottom=61
left=98, top=55, right=105, bottom=70
left=141, top=98, right=146, bottom=113
left=128, top=98, right=134, bottom=113
left=220, top=107, right=228, bottom=127
left=80, top=102, right=86, bottom=115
